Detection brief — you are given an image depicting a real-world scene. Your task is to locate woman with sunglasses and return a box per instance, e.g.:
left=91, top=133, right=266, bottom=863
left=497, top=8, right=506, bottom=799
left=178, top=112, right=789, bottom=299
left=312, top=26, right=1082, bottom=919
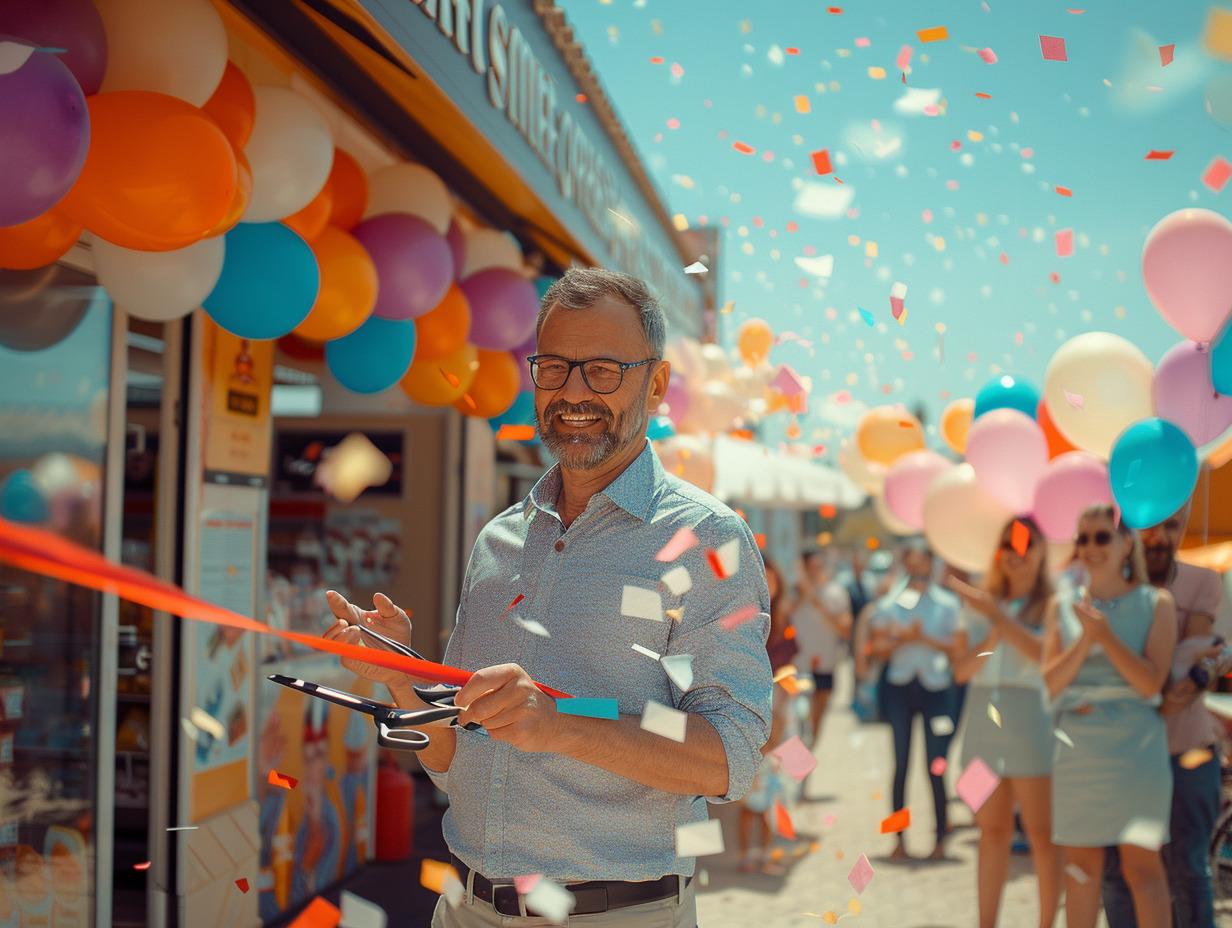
left=1042, top=503, right=1177, bottom=928
left=948, top=516, right=1063, bottom=928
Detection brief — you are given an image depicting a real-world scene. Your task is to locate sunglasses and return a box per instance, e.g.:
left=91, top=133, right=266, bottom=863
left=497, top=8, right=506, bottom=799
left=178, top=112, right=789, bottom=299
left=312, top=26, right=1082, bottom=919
left=1074, top=531, right=1114, bottom=548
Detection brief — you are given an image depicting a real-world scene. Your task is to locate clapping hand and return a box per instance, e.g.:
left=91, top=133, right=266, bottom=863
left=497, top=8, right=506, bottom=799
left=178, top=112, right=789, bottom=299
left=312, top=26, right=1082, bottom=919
left=945, top=575, right=1000, bottom=621
left=1073, top=595, right=1112, bottom=645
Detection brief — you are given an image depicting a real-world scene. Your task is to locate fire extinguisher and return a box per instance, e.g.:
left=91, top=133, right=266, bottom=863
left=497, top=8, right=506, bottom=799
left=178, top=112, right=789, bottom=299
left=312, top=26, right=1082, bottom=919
left=374, top=750, right=414, bottom=862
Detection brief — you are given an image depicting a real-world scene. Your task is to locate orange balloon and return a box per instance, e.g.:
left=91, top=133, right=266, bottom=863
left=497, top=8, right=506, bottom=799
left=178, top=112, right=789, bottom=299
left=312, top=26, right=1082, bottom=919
left=400, top=342, right=478, bottom=407
left=414, top=284, right=471, bottom=359
left=453, top=349, right=520, bottom=418
left=282, top=182, right=333, bottom=241
left=0, top=207, right=83, bottom=270
left=201, top=62, right=256, bottom=149
left=326, top=149, right=368, bottom=231
left=204, top=147, right=252, bottom=238
left=61, top=91, right=236, bottom=251
left=1037, top=398, right=1078, bottom=459
left=737, top=318, right=775, bottom=367
left=856, top=405, right=926, bottom=466
left=293, top=225, right=378, bottom=341
left=940, top=397, right=975, bottom=454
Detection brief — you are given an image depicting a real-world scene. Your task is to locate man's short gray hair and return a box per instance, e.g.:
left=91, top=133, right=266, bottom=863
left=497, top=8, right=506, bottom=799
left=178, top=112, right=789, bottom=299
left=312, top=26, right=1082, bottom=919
left=536, top=268, right=666, bottom=357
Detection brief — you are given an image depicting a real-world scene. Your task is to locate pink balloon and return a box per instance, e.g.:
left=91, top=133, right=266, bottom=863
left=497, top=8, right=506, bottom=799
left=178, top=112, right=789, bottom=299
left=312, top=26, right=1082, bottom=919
left=352, top=213, right=453, bottom=320
left=883, top=449, right=953, bottom=530
left=1153, top=340, right=1232, bottom=446
left=965, top=408, right=1048, bottom=512
left=660, top=374, right=691, bottom=427
left=462, top=268, right=539, bottom=351
left=1142, top=208, right=1232, bottom=343
left=1032, top=451, right=1114, bottom=542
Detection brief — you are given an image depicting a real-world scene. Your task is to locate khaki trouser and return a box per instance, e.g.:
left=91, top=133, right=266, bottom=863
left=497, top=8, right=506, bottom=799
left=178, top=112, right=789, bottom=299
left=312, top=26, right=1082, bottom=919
left=429, top=875, right=697, bottom=928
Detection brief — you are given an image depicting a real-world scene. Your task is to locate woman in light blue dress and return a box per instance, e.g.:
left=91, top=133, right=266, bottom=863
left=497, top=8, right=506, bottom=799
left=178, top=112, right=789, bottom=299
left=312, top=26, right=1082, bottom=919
left=949, top=515, right=1062, bottom=928
left=1042, top=504, right=1176, bottom=928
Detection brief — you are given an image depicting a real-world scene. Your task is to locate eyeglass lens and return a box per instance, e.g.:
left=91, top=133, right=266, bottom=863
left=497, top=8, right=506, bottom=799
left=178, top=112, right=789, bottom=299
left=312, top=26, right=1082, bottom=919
left=1074, top=531, right=1113, bottom=547
left=532, top=358, right=626, bottom=393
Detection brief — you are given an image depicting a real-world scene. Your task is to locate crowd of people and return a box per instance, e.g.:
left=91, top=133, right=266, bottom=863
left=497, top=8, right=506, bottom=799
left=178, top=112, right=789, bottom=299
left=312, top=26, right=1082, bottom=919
left=742, top=500, right=1230, bottom=928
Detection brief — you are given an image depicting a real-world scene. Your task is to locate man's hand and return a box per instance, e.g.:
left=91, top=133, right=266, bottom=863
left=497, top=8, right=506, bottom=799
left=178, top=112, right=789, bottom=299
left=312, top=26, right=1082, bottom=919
left=456, top=663, right=562, bottom=753
left=321, top=590, right=415, bottom=693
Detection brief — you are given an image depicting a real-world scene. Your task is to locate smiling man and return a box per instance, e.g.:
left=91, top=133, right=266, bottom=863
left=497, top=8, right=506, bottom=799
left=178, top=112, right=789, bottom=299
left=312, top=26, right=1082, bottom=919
left=323, top=267, right=772, bottom=928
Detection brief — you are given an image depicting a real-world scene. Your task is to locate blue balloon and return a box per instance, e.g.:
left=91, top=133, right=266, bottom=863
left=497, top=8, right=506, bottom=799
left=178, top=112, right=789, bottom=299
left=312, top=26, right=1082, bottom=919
left=487, top=391, right=537, bottom=442
left=973, top=374, right=1040, bottom=420
left=325, top=315, right=416, bottom=395
left=647, top=415, right=676, bottom=441
left=203, top=223, right=319, bottom=340
left=1108, top=418, right=1198, bottom=529
left=535, top=276, right=557, bottom=301
left=1213, top=316, right=1232, bottom=398
left=0, top=470, right=49, bottom=524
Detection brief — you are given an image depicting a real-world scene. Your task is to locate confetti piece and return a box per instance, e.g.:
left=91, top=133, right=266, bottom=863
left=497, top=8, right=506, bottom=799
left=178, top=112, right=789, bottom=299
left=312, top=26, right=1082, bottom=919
left=827, top=6, right=843, bottom=12
left=631, top=642, right=661, bottom=660
left=1145, top=150, right=1175, bottom=160
left=526, top=878, right=575, bottom=924
left=825, top=813, right=838, bottom=826
left=557, top=697, right=619, bottom=720
left=977, top=651, right=994, bottom=657
left=1063, top=389, right=1084, bottom=409
left=867, top=66, right=886, bottom=79
left=495, top=424, right=535, bottom=441
left=650, top=56, right=663, bottom=64
left=929, top=715, right=955, bottom=736
left=1203, top=156, right=1232, bottom=192
left=987, top=703, right=1002, bottom=727
left=810, top=148, right=833, bottom=175
left=683, top=261, right=708, bottom=274
left=514, top=875, right=541, bottom=894
left=1011, top=519, right=1031, bottom=556
left=859, top=308, right=875, bottom=326
left=505, top=594, right=524, bottom=612
left=732, top=142, right=756, bottom=155
left=1066, top=8, right=1085, bottom=12
left=719, top=300, right=735, bottom=315
left=166, top=826, right=199, bottom=831
left=715, top=538, right=740, bottom=576
left=1055, top=728, right=1075, bottom=747
left=879, top=808, right=911, bottom=834
left=786, top=47, right=800, bottom=55
left=823, top=913, right=838, bottom=925
left=669, top=62, right=683, bottom=78
left=236, top=878, right=250, bottom=893
left=340, top=891, right=387, bottom=928
left=795, top=95, right=811, bottom=113
left=511, top=613, right=550, bottom=637
left=975, top=92, right=992, bottom=99
left=917, top=26, right=949, bottom=43
left=665, top=608, right=683, bottom=622
left=896, top=45, right=913, bottom=71
left=1180, top=747, right=1214, bottom=769
left=287, top=896, right=342, bottom=928
left=1039, top=35, right=1067, bottom=61
left=718, top=605, right=759, bottom=629
left=641, top=699, right=688, bottom=742
left=956, top=757, right=1001, bottom=813
left=849, top=898, right=863, bottom=914
left=1066, top=863, right=1090, bottom=884
left=1055, top=185, right=1072, bottom=197
left=268, top=769, right=298, bottom=790
left=675, top=819, right=725, bottom=857
left=978, top=47, right=997, bottom=64
left=621, top=585, right=663, bottom=622
left=135, top=861, right=151, bottom=871
left=774, top=799, right=796, bottom=839
left=890, top=281, right=907, bottom=323
left=660, top=653, right=695, bottom=691
left=1055, top=228, right=1074, bottom=258
left=656, top=527, right=699, bottom=562
left=930, top=756, right=947, bottom=776
left=421, top=859, right=462, bottom=895
left=773, top=735, right=819, bottom=781
left=1160, top=44, right=1175, bottom=66
left=770, top=364, right=807, bottom=397
left=1120, top=817, right=1167, bottom=850
left=661, top=565, right=692, bottom=596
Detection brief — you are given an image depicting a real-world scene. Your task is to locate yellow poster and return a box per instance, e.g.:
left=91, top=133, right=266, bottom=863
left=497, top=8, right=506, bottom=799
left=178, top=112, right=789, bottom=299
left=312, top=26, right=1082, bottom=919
left=202, top=320, right=273, bottom=479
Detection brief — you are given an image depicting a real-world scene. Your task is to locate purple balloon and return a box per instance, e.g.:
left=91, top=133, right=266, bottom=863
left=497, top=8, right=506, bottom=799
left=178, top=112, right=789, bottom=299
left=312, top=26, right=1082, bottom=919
left=660, top=374, right=691, bottom=426
left=352, top=213, right=454, bottom=320
left=446, top=218, right=466, bottom=281
left=512, top=330, right=537, bottom=392
left=1153, top=340, right=1232, bottom=446
left=462, top=268, right=539, bottom=351
left=0, top=0, right=107, bottom=95
left=0, top=38, right=89, bottom=227
left=1032, top=451, right=1114, bottom=542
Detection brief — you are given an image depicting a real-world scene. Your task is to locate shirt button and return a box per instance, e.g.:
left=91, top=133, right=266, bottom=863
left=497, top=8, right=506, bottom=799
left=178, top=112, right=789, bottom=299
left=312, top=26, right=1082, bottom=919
left=554, top=540, right=564, bottom=552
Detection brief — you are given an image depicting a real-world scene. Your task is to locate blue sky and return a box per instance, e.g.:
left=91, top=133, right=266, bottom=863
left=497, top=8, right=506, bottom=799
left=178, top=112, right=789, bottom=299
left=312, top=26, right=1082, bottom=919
left=559, top=0, right=1232, bottom=446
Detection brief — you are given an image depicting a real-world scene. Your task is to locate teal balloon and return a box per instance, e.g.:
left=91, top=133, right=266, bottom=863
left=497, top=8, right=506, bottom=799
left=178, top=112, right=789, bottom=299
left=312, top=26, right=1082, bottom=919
left=973, top=374, right=1040, bottom=420
left=203, top=223, right=319, bottom=340
left=1108, top=418, right=1198, bottom=529
left=488, top=390, right=537, bottom=443
left=647, top=415, right=676, bottom=440
left=535, top=276, right=557, bottom=301
left=325, top=315, right=416, bottom=395
left=0, top=470, right=49, bottom=524
left=1213, top=316, right=1232, bottom=397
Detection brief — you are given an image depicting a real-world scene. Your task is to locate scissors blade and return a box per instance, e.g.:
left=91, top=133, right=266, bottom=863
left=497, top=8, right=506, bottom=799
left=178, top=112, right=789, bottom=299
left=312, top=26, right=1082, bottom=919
left=356, top=623, right=428, bottom=662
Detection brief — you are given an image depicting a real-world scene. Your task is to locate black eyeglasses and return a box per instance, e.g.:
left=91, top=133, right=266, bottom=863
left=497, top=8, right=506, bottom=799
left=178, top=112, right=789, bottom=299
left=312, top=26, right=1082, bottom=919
left=1074, top=530, right=1114, bottom=548
left=527, top=355, right=658, bottom=394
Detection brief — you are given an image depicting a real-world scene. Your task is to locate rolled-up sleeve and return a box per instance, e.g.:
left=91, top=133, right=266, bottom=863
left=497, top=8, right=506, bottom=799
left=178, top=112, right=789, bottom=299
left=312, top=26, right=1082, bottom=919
left=667, top=521, right=773, bottom=803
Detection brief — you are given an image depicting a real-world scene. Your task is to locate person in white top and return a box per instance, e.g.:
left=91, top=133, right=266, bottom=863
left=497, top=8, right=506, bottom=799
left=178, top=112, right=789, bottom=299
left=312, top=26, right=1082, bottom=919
left=789, top=551, right=853, bottom=746
left=949, top=516, right=1063, bottom=928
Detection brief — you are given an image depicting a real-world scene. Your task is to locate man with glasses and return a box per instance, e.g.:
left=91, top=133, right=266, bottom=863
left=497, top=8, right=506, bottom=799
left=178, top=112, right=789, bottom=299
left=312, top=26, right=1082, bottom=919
left=1101, top=500, right=1229, bottom=928
left=323, top=268, right=772, bottom=927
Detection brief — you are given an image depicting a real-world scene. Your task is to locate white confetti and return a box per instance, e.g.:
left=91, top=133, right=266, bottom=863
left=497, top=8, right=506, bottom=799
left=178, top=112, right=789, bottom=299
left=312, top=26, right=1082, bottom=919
left=987, top=703, right=1001, bottom=728
left=631, top=643, right=661, bottom=661
left=511, top=613, right=550, bottom=637
left=715, top=538, right=741, bottom=577
left=929, top=715, right=955, bottom=736
left=621, top=585, right=663, bottom=622
left=341, top=889, right=389, bottom=927
left=0, top=42, right=37, bottom=76
left=525, top=877, right=575, bottom=925
left=1065, top=863, right=1089, bottom=884
left=1120, top=817, right=1167, bottom=851
left=641, top=699, right=688, bottom=742
left=1054, top=728, right=1075, bottom=748
left=675, top=819, right=725, bottom=857
left=661, top=654, right=695, bottom=691
left=661, top=565, right=693, bottom=596
left=683, top=261, right=708, bottom=274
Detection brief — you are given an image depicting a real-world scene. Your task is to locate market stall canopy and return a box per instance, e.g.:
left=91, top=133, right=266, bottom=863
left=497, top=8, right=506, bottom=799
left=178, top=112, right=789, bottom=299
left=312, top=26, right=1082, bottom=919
left=710, top=434, right=865, bottom=510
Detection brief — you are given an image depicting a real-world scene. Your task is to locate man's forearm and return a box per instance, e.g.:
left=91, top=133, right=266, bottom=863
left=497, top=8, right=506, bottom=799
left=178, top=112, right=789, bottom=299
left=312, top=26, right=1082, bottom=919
left=552, top=711, right=732, bottom=797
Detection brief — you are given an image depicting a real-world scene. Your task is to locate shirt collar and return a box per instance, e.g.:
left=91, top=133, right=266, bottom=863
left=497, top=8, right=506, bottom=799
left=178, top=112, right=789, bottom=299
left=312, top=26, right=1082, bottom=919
left=524, top=440, right=659, bottom=523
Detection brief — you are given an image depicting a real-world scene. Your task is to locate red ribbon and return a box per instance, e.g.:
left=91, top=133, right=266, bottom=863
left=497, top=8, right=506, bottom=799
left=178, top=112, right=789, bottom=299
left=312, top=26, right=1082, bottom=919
left=0, top=518, right=569, bottom=700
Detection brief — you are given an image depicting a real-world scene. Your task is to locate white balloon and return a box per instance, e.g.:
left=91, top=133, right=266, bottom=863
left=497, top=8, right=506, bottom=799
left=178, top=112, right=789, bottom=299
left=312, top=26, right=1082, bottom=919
left=460, top=228, right=523, bottom=279
left=242, top=87, right=335, bottom=223
left=94, top=236, right=225, bottom=321
left=96, top=0, right=228, bottom=105
left=922, top=463, right=1014, bottom=573
left=839, top=438, right=887, bottom=495
left=363, top=163, right=452, bottom=234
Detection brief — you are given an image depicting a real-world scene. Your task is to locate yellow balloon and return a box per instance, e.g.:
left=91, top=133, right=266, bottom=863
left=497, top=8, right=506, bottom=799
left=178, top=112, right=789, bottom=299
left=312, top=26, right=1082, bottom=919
left=940, top=397, right=975, bottom=454
left=856, top=405, right=926, bottom=466
left=736, top=318, right=775, bottom=367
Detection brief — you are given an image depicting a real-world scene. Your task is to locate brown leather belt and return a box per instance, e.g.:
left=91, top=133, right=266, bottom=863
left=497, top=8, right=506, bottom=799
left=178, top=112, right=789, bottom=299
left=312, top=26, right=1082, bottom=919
left=450, top=855, right=688, bottom=917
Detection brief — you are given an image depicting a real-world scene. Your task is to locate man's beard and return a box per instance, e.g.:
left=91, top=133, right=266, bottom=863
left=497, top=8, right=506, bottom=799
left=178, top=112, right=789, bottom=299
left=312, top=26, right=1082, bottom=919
left=1143, top=544, right=1173, bottom=584
left=536, top=398, right=648, bottom=470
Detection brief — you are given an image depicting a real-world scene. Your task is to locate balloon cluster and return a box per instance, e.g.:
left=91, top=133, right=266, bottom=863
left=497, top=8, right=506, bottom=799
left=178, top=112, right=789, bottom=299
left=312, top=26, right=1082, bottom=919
left=0, top=0, right=539, bottom=421
left=844, top=207, right=1232, bottom=570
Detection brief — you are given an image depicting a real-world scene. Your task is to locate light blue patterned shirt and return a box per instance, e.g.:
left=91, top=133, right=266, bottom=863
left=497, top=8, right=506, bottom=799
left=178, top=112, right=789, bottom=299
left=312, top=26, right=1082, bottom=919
left=423, top=440, right=772, bottom=881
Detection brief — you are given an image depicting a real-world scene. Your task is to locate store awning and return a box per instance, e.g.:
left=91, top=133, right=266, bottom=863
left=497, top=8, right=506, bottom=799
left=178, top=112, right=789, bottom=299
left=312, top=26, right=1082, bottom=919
left=710, top=435, right=867, bottom=510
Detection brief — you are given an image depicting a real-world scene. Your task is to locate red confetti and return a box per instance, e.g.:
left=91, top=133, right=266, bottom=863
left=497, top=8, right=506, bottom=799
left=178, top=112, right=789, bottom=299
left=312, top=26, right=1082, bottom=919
left=1145, top=150, right=1175, bottom=160
left=930, top=756, right=947, bottom=776
left=236, top=878, right=250, bottom=893
left=753, top=534, right=767, bottom=550
left=732, top=141, right=756, bottom=155
left=1049, top=272, right=1061, bottom=284
left=1055, top=186, right=1072, bottom=196
left=705, top=549, right=728, bottom=578
left=505, top=594, right=524, bottom=613
left=809, top=148, right=833, bottom=174
left=785, top=47, right=800, bottom=55
left=575, top=93, right=587, bottom=103
left=827, top=6, right=843, bottom=12
left=775, top=799, right=797, bottom=839
left=1159, top=44, right=1175, bottom=66
left=268, top=769, right=299, bottom=790
left=975, top=92, right=992, bottom=99
left=1203, top=155, right=1232, bottom=192
left=1011, top=520, right=1031, bottom=556
left=135, top=861, right=151, bottom=871
left=719, top=605, right=760, bottom=629
left=880, top=808, right=911, bottom=833
left=1039, top=35, right=1067, bottom=61
left=649, top=56, right=664, bottom=64
left=495, top=425, right=535, bottom=441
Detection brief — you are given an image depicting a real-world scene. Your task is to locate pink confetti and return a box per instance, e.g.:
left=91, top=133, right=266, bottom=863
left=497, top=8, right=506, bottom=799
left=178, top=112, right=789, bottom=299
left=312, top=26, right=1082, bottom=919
left=923, top=104, right=940, bottom=116
left=930, top=756, right=947, bottom=776
left=1021, top=147, right=1034, bottom=158
left=1159, top=44, right=1175, bottom=66
left=824, top=813, right=837, bottom=825
left=1039, top=35, right=1067, bottom=61
left=855, top=37, right=870, bottom=47
left=922, top=208, right=933, bottom=222
left=719, top=605, right=760, bottom=629
left=896, top=45, right=913, bottom=71
left=1063, top=389, right=1084, bottom=409
left=770, top=364, right=806, bottom=397
left=514, top=875, right=542, bottom=894
left=950, top=140, right=962, bottom=151
left=956, top=756, right=1001, bottom=813
left=999, top=252, right=1009, bottom=264
left=848, top=854, right=875, bottom=894
left=1203, top=156, right=1232, bottom=193
left=978, top=47, right=997, bottom=64
left=656, top=527, right=699, bottom=562
left=1055, top=227, right=1074, bottom=258
left=771, top=735, right=818, bottom=782
left=670, top=62, right=683, bottom=78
